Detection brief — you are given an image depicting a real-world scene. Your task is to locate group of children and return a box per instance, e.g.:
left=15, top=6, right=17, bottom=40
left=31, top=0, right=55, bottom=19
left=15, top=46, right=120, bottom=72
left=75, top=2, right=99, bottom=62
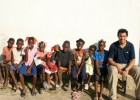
left=0, top=37, right=109, bottom=100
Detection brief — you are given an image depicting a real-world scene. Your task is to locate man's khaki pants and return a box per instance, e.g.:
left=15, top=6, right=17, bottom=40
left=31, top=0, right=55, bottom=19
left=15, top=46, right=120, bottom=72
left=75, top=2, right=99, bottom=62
left=108, top=64, right=140, bottom=100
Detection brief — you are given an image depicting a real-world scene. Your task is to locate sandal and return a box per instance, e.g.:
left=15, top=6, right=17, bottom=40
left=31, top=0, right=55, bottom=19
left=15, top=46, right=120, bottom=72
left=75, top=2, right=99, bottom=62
left=31, top=88, right=36, bottom=96
left=21, top=90, right=26, bottom=97
left=94, top=97, right=98, bottom=100
left=99, top=96, right=104, bottom=100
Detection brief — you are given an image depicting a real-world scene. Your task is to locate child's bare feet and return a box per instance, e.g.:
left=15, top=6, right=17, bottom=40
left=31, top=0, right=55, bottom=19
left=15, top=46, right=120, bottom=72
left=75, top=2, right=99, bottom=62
left=31, top=88, right=36, bottom=96
left=21, top=89, right=26, bottom=97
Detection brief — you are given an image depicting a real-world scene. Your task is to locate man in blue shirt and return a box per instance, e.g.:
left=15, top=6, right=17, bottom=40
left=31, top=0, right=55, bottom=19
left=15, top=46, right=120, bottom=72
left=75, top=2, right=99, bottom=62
left=108, top=29, right=140, bottom=100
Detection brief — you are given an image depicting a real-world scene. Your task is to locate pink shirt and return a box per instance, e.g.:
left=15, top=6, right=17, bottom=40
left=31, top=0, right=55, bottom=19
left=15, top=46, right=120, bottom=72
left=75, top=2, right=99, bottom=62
left=2, top=46, right=12, bottom=61
left=36, top=50, right=47, bottom=67
left=22, top=47, right=37, bottom=66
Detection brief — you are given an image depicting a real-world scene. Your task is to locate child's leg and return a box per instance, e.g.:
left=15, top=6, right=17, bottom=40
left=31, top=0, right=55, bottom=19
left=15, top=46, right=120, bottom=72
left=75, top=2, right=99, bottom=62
left=0, top=64, right=3, bottom=83
left=32, top=74, right=37, bottom=94
left=95, top=80, right=98, bottom=97
left=99, top=80, right=104, bottom=98
left=4, top=65, right=10, bottom=87
left=47, top=73, right=50, bottom=85
left=19, top=73, right=26, bottom=94
left=10, top=68, right=18, bottom=90
left=87, top=75, right=91, bottom=84
left=58, top=69, right=62, bottom=87
left=54, top=72, right=58, bottom=85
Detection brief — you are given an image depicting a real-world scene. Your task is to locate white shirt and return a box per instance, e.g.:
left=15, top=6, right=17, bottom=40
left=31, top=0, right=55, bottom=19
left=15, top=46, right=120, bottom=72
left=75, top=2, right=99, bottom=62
left=12, top=48, right=23, bottom=64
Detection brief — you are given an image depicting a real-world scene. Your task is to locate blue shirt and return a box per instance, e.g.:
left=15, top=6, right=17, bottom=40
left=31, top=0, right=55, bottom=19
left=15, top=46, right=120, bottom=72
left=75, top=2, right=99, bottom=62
left=94, top=50, right=109, bottom=67
left=108, top=41, right=135, bottom=64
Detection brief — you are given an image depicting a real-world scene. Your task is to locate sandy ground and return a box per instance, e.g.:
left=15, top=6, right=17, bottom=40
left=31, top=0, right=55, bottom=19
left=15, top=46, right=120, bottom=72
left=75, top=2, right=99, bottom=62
left=0, top=75, right=136, bottom=100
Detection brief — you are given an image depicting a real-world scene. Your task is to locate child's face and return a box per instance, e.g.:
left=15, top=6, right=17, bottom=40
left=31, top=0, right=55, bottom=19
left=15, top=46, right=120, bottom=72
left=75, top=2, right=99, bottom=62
left=76, top=42, right=84, bottom=50
left=17, top=41, right=24, bottom=49
left=39, top=43, right=45, bottom=52
left=8, top=40, right=14, bottom=48
left=99, top=42, right=105, bottom=51
left=54, top=45, right=59, bottom=52
left=89, top=48, right=95, bottom=55
left=28, top=39, right=34, bottom=48
left=63, top=44, right=69, bottom=52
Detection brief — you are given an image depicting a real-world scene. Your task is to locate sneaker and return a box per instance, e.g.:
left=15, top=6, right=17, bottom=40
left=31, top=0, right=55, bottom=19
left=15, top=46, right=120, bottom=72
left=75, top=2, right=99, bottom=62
left=85, top=84, right=89, bottom=90
left=89, top=82, right=93, bottom=87
left=43, top=81, right=47, bottom=89
left=56, top=84, right=59, bottom=88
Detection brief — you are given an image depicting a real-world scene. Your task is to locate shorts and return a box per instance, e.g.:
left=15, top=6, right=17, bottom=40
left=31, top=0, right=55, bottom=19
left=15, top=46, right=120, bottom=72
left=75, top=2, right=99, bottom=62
left=86, top=64, right=94, bottom=75
left=36, top=64, right=45, bottom=74
left=0, top=61, right=11, bottom=67
left=19, top=63, right=37, bottom=76
left=94, top=67, right=107, bottom=81
left=10, top=64, right=22, bottom=71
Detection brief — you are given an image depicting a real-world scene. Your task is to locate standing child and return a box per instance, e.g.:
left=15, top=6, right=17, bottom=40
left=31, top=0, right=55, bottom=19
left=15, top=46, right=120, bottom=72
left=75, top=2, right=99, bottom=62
left=94, top=39, right=108, bottom=100
left=35, top=41, right=47, bottom=90
left=57, top=41, right=73, bottom=89
left=45, top=52, right=58, bottom=89
left=0, top=38, right=15, bottom=88
left=19, top=37, right=37, bottom=96
left=71, top=38, right=86, bottom=92
left=10, top=38, right=24, bottom=91
left=84, top=45, right=96, bottom=90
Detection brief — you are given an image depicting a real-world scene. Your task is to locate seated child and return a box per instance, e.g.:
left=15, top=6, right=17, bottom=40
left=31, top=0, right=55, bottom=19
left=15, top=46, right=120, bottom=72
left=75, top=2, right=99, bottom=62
left=51, top=44, right=61, bottom=64
left=84, top=45, right=96, bottom=90
left=35, top=41, right=47, bottom=90
left=57, top=41, right=73, bottom=89
left=19, top=37, right=38, bottom=96
left=94, top=39, right=108, bottom=100
left=45, top=52, right=58, bottom=89
left=10, top=38, right=24, bottom=91
left=0, top=38, right=15, bottom=88
left=71, top=38, right=86, bottom=99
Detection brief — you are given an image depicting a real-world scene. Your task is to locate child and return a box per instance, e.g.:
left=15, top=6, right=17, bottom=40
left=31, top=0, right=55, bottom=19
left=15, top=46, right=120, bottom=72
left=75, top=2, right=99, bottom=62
left=0, top=38, right=15, bottom=88
left=57, top=40, right=73, bottom=89
left=19, top=37, right=37, bottom=96
left=45, top=52, right=58, bottom=89
left=34, top=41, right=47, bottom=90
left=71, top=38, right=86, bottom=92
left=10, top=38, right=24, bottom=91
left=94, top=39, right=108, bottom=100
left=84, top=45, right=96, bottom=90
left=51, top=44, right=61, bottom=64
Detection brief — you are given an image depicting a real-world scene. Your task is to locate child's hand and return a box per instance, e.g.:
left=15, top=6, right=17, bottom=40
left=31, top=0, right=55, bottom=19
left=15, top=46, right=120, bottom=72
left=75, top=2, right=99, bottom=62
left=99, top=61, right=103, bottom=65
left=3, top=60, right=10, bottom=64
left=13, top=63, right=18, bottom=68
left=67, top=68, right=71, bottom=75
left=96, top=69, right=101, bottom=76
left=26, top=69, right=31, bottom=74
left=76, top=69, right=80, bottom=77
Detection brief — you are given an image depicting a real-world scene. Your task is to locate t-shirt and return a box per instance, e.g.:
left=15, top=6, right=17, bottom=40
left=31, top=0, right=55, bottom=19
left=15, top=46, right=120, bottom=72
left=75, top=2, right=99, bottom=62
left=94, top=50, right=109, bottom=67
left=108, top=41, right=135, bottom=64
left=57, top=50, right=73, bottom=68
left=22, top=46, right=37, bottom=66
left=12, top=47, right=23, bottom=64
left=36, top=50, right=47, bottom=67
left=2, top=46, right=12, bottom=61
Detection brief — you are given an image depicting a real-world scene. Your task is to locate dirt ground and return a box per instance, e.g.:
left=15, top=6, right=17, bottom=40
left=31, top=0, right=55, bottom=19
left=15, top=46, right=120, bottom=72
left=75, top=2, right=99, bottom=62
left=0, top=75, right=136, bottom=100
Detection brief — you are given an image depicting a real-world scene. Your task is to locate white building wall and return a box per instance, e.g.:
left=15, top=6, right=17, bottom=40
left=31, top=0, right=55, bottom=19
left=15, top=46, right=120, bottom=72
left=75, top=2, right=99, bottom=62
left=0, top=0, right=140, bottom=64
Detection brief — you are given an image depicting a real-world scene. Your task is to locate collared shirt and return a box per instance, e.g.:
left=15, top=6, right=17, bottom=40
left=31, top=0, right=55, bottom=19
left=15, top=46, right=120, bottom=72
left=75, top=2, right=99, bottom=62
left=22, top=46, right=37, bottom=66
left=108, top=41, right=135, bottom=64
